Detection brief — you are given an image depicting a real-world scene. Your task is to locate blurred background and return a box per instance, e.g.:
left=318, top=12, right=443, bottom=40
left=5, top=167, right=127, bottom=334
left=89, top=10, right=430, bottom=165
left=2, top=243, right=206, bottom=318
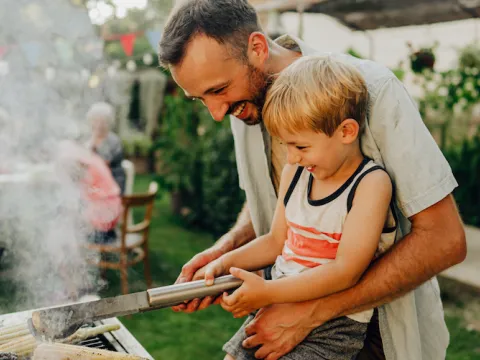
left=0, top=0, right=479, bottom=359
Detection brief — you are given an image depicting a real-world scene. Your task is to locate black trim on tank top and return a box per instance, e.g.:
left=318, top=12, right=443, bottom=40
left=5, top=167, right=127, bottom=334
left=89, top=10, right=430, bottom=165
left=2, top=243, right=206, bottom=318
left=346, top=166, right=398, bottom=233
left=307, top=157, right=370, bottom=206
left=284, top=166, right=304, bottom=207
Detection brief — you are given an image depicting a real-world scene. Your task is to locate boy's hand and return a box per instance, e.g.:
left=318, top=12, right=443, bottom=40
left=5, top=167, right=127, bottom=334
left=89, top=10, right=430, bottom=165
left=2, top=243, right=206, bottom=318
left=203, top=257, right=229, bottom=286
left=221, top=267, right=270, bottom=318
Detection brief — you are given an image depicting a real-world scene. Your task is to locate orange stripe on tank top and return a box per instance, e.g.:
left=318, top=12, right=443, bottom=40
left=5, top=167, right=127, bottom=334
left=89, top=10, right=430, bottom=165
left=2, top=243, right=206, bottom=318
left=282, top=252, right=321, bottom=268
left=285, top=228, right=340, bottom=259
left=287, top=221, right=342, bottom=241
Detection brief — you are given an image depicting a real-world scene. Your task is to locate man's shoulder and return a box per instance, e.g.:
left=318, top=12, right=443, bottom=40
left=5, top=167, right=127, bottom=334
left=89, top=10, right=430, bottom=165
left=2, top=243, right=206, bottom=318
left=329, top=53, right=395, bottom=98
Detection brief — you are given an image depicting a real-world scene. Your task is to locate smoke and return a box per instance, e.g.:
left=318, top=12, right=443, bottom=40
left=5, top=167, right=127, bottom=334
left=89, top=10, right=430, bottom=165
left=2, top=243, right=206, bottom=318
left=0, top=1, right=109, bottom=312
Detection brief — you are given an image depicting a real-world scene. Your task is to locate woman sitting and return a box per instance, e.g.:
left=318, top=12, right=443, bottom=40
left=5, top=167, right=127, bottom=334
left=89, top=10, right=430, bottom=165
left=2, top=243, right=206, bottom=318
left=85, top=102, right=126, bottom=194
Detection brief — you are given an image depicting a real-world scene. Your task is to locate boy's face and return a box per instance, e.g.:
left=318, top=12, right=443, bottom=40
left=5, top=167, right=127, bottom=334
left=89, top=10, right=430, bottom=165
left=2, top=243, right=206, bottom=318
left=170, top=34, right=270, bottom=125
left=278, top=127, right=349, bottom=181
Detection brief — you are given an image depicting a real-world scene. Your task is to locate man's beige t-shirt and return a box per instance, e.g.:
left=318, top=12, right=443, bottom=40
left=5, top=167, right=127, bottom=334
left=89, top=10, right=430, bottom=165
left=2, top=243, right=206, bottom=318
left=270, top=136, right=287, bottom=193
left=230, top=35, right=456, bottom=360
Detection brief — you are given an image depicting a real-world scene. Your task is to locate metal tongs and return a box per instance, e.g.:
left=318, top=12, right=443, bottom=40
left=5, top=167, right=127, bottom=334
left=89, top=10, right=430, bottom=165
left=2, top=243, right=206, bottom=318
left=28, top=275, right=242, bottom=341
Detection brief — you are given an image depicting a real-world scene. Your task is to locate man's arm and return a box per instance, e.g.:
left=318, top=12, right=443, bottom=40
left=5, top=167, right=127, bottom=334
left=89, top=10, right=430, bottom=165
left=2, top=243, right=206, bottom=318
left=171, top=201, right=256, bottom=312
left=242, top=194, right=466, bottom=360
left=224, top=202, right=257, bottom=252
left=327, top=194, right=466, bottom=317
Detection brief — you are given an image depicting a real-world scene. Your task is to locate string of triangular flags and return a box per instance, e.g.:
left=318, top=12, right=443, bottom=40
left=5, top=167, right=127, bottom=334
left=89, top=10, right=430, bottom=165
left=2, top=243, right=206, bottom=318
left=0, top=29, right=162, bottom=68
left=104, top=30, right=162, bottom=58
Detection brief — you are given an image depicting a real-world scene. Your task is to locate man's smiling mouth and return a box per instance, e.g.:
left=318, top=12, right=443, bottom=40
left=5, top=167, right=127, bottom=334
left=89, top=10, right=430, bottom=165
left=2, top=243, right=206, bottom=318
left=231, top=102, right=246, bottom=117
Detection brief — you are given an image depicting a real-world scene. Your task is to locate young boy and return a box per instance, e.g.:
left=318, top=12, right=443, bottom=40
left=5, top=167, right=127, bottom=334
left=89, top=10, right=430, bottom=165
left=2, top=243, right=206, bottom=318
left=204, top=56, right=397, bottom=360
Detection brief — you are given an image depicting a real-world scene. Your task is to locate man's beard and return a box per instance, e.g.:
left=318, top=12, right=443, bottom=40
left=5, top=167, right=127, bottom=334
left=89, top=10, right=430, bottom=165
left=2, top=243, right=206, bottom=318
left=229, top=65, right=272, bottom=126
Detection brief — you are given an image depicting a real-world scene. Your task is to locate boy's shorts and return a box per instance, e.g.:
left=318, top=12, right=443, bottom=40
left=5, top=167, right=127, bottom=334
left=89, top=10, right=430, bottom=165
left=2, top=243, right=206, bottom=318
left=223, top=313, right=368, bottom=360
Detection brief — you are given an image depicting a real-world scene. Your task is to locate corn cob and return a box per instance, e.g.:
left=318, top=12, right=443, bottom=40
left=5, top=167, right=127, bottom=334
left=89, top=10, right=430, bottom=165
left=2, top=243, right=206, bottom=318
left=0, top=335, right=36, bottom=357
left=33, top=343, right=148, bottom=360
left=0, top=323, right=121, bottom=358
left=61, top=324, right=121, bottom=344
left=0, top=324, right=30, bottom=346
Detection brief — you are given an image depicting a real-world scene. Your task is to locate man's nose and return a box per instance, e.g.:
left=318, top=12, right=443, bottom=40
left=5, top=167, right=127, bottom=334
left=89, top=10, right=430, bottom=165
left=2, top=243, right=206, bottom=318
left=287, top=151, right=301, bottom=165
left=204, top=99, right=229, bottom=122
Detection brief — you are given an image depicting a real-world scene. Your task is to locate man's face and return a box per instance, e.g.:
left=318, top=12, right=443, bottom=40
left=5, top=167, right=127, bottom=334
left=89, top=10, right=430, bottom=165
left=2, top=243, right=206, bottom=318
left=170, top=34, right=270, bottom=125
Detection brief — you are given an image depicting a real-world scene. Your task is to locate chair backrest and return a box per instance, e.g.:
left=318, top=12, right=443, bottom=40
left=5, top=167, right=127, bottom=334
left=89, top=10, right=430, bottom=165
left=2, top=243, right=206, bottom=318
left=121, top=159, right=135, bottom=226
left=119, top=181, right=158, bottom=248
left=121, top=159, right=135, bottom=196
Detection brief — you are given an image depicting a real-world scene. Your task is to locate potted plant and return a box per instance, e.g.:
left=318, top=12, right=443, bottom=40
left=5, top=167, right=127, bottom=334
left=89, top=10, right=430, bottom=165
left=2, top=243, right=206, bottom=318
left=408, top=42, right=437, bottom=74
left=122, top=133, right=152, bottom=174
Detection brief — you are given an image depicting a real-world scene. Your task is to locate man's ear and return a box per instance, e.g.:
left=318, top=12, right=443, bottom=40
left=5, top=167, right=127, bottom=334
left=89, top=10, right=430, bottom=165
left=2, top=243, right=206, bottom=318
left=248, top=32, right=269, bottom=67
left=338, top=118, right=360, bottom=144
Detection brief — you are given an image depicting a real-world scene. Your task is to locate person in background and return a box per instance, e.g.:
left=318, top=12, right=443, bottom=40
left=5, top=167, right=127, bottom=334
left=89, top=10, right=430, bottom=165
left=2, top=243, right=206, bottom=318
left=58, top=140, right=123, bottom=244
left=85, top=102, right=126, bottom=194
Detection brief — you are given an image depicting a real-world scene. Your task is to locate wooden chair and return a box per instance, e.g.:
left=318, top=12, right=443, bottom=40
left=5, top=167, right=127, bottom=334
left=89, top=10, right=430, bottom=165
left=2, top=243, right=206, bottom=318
left=84, top=181, right=158, bottom=295
left=121, top=159, right=135, bottom=226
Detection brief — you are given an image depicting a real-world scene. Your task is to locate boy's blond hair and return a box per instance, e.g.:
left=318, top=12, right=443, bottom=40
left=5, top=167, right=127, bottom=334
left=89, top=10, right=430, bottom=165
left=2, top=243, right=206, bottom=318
left=263, top=55, right=368, bottom=138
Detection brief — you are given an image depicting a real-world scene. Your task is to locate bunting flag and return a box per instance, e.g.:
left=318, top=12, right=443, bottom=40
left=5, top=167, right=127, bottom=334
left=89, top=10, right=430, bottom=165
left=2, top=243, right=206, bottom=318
left=20, top=41, right=41, bottom=67
left=120, top=33, right=136, bottom=57
left=0, top=46, right=8, bottom=59
left=145, top=30, right=162, bottom=51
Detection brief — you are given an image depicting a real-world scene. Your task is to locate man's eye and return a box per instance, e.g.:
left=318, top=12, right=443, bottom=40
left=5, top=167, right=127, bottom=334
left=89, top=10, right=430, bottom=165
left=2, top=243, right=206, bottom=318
left=213, top=87, right=225, bottom=94
left=296, top=146, right=308, bottom=150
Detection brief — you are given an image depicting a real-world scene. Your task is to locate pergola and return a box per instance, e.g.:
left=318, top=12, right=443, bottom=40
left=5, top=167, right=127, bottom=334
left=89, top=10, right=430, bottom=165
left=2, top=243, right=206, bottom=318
left=254, top=0, right=480, bottom=30
left=253, top=0, right=480, bottom=59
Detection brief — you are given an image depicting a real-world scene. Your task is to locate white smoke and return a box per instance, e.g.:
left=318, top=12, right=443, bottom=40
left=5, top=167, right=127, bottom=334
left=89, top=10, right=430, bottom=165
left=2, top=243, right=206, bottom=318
left=0, top=0, right=110, bottom=312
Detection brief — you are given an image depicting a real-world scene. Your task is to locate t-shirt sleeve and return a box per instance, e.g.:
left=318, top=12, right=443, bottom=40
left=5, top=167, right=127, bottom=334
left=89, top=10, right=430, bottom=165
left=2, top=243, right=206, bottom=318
left=368, top=77, right=457, bottom=218
left=230, top=115, right=246, bottom=191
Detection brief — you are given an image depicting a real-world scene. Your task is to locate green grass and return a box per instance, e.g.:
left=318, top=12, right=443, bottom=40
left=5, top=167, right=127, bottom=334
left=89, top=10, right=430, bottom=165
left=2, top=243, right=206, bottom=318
left=446, top=315, right=480, bottom=360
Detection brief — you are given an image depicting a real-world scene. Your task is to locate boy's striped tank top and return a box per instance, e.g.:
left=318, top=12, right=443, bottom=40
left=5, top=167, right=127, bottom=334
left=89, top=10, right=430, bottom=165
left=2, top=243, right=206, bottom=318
left=272, top=158, right=397, bottom=323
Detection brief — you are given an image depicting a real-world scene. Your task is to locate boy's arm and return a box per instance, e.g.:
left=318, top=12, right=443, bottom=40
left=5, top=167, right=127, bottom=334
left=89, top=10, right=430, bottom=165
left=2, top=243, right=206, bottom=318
left=205, top=165, right=297, bottom=279
left=267, top=170, right=392, bottom=304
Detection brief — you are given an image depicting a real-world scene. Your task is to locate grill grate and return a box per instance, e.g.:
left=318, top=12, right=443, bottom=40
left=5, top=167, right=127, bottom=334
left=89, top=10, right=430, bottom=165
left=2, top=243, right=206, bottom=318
left=78, top=333, right=118, bottom=352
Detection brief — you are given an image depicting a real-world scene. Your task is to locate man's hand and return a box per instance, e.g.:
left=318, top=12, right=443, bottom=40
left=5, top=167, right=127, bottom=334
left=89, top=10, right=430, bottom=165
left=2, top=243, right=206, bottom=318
left=242, top=301, right=325, bottom=360
left=220, top=268, right=269, bottom=318
left=171, top=245, right=226, bottom=313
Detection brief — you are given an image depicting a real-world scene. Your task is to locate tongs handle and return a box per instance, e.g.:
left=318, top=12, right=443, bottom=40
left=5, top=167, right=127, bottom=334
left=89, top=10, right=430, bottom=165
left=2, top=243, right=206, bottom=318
left=147, top=275, right=243, bottom=308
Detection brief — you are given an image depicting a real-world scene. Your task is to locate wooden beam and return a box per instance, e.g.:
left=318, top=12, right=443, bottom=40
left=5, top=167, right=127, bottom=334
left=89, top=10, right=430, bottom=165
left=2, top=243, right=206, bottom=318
left=253, top=0, right=326, bottom=13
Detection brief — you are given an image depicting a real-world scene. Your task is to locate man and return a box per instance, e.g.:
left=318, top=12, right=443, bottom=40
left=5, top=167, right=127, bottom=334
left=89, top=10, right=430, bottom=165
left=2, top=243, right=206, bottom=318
left=158, top=1, right=466, bottom=359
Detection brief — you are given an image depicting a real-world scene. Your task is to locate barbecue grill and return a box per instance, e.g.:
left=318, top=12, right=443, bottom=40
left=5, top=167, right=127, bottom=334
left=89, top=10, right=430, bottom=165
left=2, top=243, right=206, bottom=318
left=0, top=306, right=153, bottom=359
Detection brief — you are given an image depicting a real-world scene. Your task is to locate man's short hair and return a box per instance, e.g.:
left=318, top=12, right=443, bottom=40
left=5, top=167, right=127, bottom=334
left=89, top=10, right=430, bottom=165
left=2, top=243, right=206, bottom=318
left=158, top=0, right=262, bottom=68
left=263, top=56, right=368, bottom=138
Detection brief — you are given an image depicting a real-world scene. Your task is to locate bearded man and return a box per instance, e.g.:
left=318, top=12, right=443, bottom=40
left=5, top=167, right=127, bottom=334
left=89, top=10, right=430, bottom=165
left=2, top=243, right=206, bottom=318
left=158, top=1, right=466, bottom=359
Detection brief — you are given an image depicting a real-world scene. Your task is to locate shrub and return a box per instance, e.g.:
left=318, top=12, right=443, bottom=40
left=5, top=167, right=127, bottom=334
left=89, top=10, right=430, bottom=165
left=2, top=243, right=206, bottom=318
left=155, top=93, right=245, bottom=236
left=443, top=132, right=480, bottom=227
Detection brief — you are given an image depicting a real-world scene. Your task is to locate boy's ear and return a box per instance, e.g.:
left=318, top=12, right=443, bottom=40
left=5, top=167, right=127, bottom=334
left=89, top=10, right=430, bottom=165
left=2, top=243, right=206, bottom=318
left=339, top=118, right=360, bottom=144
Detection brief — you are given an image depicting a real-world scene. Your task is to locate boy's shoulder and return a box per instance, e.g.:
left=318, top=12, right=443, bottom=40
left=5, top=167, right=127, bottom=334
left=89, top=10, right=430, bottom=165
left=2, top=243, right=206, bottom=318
left=355, top=161, right=392, bottom=198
